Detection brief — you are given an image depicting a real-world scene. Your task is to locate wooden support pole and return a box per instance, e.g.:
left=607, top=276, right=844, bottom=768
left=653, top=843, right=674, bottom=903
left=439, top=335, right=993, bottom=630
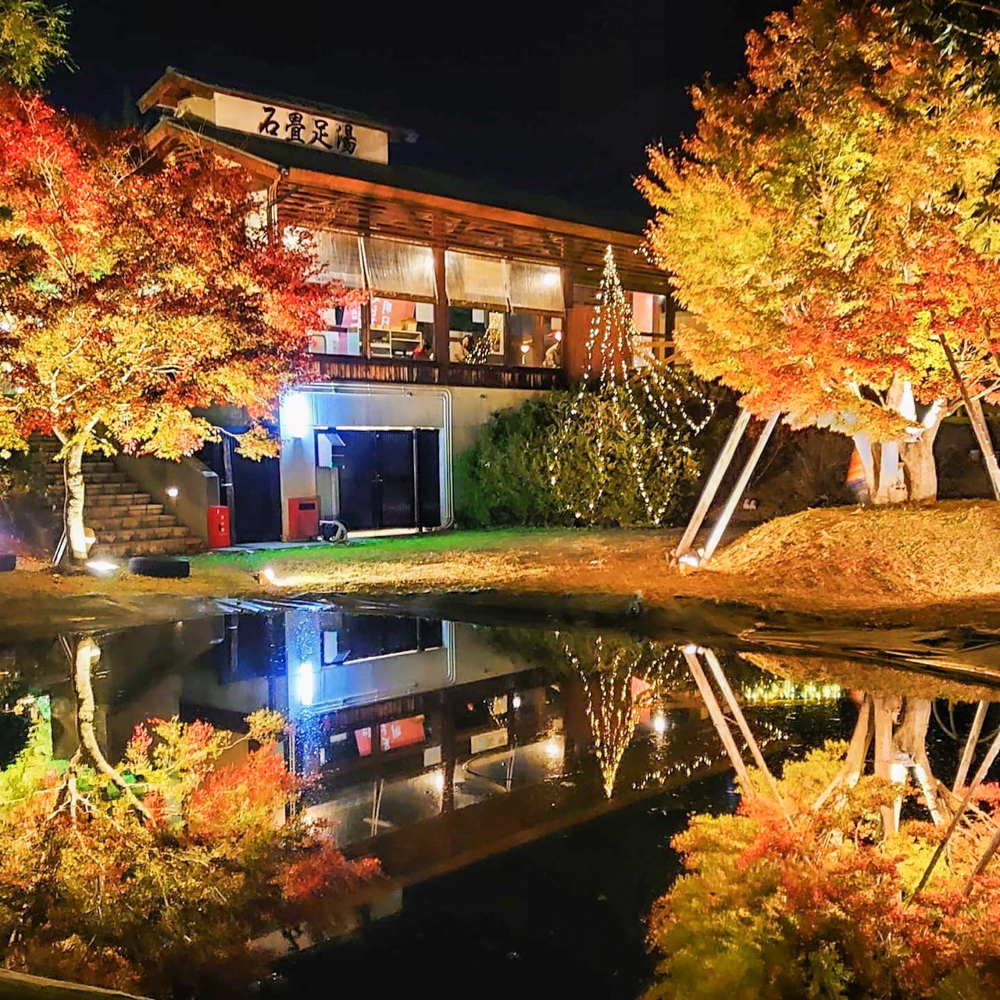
left=964, top=823, right=1000, bottom=895
left=700, top=411, right=780, bottom=564
left=673, top=407, right=752, bottom=563
left=940, top=333, right=1000, bottom=501
left=910, top=724, right=1000, bottom=901
left=954, top=701, right=988, bottom=794
left=702, top=648, right=792, bottom=826
left=682, top=646, right=754, bottom=793
left=967, top=396, right=1000, bottom=502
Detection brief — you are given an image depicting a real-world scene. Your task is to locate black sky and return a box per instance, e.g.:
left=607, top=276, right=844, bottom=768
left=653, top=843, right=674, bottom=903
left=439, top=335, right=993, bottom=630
left=48, top=0, right=793, bottom=221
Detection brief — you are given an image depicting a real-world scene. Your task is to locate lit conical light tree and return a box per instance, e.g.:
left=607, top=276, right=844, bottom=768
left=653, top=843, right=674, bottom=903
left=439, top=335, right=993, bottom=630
left=548, top=245, right=714, bottom=525
left=564, top=634, right=672, bottom=798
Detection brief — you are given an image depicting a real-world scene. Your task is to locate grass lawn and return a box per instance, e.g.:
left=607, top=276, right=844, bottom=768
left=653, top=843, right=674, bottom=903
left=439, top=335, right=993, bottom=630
left=3, top=501, right=1000, bottom=634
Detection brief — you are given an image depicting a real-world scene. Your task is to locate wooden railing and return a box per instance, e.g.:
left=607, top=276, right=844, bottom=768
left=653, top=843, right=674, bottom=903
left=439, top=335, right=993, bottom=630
left=303, top=354, right=568, bottom=391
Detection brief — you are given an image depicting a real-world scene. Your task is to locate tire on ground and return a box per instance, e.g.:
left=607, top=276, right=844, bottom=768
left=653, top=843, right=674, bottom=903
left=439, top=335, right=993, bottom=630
left=127, top=556, right=190, bottom=579
left=0, top=553, right=15, bottom=573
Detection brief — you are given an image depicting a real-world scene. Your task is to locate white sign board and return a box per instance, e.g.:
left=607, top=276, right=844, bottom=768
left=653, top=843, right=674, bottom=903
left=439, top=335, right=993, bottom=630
left=212, top=93, right=389, bottom=164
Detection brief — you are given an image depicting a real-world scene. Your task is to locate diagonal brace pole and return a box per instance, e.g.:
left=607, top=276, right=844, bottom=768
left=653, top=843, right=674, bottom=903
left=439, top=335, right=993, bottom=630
left=702, top=648, right=792, bottom=826
left=674, top=407, right=752, bottom=564
left=700, top=411, right=781, bottom=565
left=682, top=645, right=754, bottom=793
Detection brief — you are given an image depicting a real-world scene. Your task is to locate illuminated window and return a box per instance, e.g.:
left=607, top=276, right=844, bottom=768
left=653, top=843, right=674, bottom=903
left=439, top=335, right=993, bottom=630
left=631, top=291, right=673, bottom=365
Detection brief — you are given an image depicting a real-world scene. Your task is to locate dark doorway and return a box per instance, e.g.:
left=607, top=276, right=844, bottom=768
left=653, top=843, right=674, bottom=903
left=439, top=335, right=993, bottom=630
left=198, top=429, right=282, bottom=544
left=334, top=429, right=440, bottom=531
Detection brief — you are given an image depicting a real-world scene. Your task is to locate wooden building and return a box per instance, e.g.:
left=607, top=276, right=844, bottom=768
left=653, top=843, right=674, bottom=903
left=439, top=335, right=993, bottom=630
left=139, top=69, right=675, bottom=542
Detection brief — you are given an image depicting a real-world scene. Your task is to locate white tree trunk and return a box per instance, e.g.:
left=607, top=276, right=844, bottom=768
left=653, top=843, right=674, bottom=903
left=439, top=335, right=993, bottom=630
left=899, top=419, right=941, bottom=503
left=856, top=419, right=940, bottom=505
left=63, top=437, right=89, bottom=562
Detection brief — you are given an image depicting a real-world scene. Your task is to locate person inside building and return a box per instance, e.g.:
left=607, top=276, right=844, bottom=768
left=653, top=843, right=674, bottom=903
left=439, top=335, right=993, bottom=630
left=412, top=338, right=434, bottom=362
left=450, top=333, right=473, bottom=363
left=543, top=337, right=563, bottom=368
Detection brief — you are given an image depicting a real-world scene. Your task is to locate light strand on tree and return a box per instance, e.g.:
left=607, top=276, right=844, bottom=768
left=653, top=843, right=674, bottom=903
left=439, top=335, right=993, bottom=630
left=548, top=245, right=715, bottom=523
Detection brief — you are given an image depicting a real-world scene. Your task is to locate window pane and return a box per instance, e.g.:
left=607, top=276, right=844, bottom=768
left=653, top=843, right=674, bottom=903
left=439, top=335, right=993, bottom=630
left=449, top=307, right=504, bottom=364
left=508, top=261, right=564, bottom=313
left=315, top=230, right=365, bottom=287
left=445, top=250, right=508, bottom=309
left=509, top=313, right=561, bottom=367
left=310, top=303, right=362, bottom=356
left=363, top=237, right=436, bottom=302
left=370, top=297, right=434, bottom=361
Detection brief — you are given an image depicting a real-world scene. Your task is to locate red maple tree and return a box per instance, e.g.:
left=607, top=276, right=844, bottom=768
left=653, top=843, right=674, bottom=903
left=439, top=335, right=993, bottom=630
left=0, top=87, right=354, bottom=559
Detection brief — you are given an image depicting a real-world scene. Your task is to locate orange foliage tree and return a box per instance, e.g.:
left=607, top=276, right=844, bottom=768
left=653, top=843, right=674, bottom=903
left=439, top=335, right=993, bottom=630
left=640, top=0, right=1000, bottom=503
left=0, top=89, right=351, bottom=560
left=0, top=700, right=380, bottom=998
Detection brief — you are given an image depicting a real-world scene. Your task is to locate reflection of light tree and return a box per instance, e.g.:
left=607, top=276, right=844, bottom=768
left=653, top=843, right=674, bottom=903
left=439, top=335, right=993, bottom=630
left=562, top=634, right=684, bottom=798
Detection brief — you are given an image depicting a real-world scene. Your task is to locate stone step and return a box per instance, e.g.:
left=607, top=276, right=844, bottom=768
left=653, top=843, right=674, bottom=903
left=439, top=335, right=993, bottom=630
left=46, top=470, right=130, bottom=486
left=44, top=460, right=116, bottom=473
left=90, top=537, right=204, bottom=559
left=97, top=525, right=190, bottom=543
left=87, top=513, right=179, bottom=531
left=86, top=502, right=165, bottom=518
left=81, top=481, right=144, bottom=496
left=88, top=492, right=152, bottom=507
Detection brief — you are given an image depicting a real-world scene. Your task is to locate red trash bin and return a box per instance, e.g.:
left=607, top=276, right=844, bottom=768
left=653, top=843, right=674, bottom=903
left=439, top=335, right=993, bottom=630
left=287, top=497, right=320, bottom=540
left=207, top=505, right=231, bottom=548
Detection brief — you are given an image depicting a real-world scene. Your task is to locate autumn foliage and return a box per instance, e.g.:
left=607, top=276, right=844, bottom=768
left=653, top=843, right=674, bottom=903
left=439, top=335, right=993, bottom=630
left=0, top=704, right=380, bottom=998
left=0, top=87, right=353, bottom=556
left=639, top=0, right=1000, bottom=499
left=647, top=741, right=1000, bottom=999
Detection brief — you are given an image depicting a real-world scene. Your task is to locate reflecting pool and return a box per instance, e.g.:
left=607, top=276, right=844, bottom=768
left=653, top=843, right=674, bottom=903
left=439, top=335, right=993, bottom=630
left=2, top=602, right=1000, bottom=998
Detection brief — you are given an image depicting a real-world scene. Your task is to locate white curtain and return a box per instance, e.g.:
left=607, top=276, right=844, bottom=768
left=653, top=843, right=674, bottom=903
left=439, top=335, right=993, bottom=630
left=314, top=230, right=365, bottom=288
left=363, top=237, right=436, bottom=302
left=508, top=260, right=564, bottom=313
left=445, top=250, right=509, bottom=309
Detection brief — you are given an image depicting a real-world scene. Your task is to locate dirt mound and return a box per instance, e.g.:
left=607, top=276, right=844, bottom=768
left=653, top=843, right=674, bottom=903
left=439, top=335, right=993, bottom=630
left=712, top=499, right=1000, bottom=602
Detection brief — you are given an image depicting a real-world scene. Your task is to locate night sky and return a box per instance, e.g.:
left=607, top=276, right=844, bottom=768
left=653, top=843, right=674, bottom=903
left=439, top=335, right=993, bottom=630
left=48, top=0, right=794, bottom=220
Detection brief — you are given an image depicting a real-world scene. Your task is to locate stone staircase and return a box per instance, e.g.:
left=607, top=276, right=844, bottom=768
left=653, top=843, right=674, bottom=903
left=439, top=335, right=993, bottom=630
left=37, top=440, right=204, bottom=558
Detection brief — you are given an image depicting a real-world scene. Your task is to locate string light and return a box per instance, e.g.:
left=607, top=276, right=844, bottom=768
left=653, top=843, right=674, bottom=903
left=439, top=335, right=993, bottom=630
left=548, top=245, right=715, bottom=523
left=467, top=311, right=505, bottom=365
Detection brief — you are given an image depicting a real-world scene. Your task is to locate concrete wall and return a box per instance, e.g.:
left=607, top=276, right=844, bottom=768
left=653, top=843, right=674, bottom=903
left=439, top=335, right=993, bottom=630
left=278, top=383, right=546, bottom=539
left=114, top=453, right=221, bottom=543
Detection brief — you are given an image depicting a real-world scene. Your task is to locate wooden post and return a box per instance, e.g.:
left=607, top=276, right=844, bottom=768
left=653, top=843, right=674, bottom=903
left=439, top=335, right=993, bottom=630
left=674, top=407, right=752, bottom=563
left=682, top=646, right=754, bottom=793
left=433, top=246, right=449, bottom=371
left=703, top=648, right=792, bottom=826
left=954, top=701, right=988, bottom=793
left=910, top=724, right=1000, bottom=901
left=940, top=333, right=1000, bottom=500
left=967, top=396, right=1000, bottom=501
left=700, top=411, right=780, bottom=564
left=963, top=823, right=1000, bottom=895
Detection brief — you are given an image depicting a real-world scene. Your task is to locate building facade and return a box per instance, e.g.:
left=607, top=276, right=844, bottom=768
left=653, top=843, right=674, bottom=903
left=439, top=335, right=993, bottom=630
left=139, top=69, right=676, bottom=543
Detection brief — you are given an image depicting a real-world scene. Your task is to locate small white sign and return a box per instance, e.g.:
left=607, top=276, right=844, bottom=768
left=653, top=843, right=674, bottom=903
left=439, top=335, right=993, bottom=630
left=423, top=745, right=443, bottom=767
left=470, top=728, right=507, bottom=755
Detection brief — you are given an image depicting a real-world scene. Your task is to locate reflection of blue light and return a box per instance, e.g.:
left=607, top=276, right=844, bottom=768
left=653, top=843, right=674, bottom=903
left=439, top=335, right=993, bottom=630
left=281, top=392, right=311, bottom=438
left=295, top=661, right=315, bottom=707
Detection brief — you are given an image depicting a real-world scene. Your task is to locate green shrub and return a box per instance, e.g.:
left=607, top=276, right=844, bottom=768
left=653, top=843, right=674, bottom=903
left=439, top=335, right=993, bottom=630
left=455, top=371, right=711, bottom=528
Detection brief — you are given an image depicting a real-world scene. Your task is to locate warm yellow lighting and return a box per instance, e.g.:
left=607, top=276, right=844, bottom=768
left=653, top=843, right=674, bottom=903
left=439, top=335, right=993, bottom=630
left=652, top=714, right=667, bottom=735
left=166, top=486, right=179, bottom=499
left=261, top=566, right=278, bottom=585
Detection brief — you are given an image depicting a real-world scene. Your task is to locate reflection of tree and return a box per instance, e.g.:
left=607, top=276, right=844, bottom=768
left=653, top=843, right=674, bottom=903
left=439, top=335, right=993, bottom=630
left=560, top=634, right=683, bottom=798
left=53, top=635, right=150, bottom=819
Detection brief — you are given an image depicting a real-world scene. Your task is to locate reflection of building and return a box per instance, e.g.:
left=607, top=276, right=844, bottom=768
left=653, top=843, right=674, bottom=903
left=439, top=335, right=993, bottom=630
left=125, top=70, right=677, bottom=543
left=27, top=609, right=812, bottom=884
